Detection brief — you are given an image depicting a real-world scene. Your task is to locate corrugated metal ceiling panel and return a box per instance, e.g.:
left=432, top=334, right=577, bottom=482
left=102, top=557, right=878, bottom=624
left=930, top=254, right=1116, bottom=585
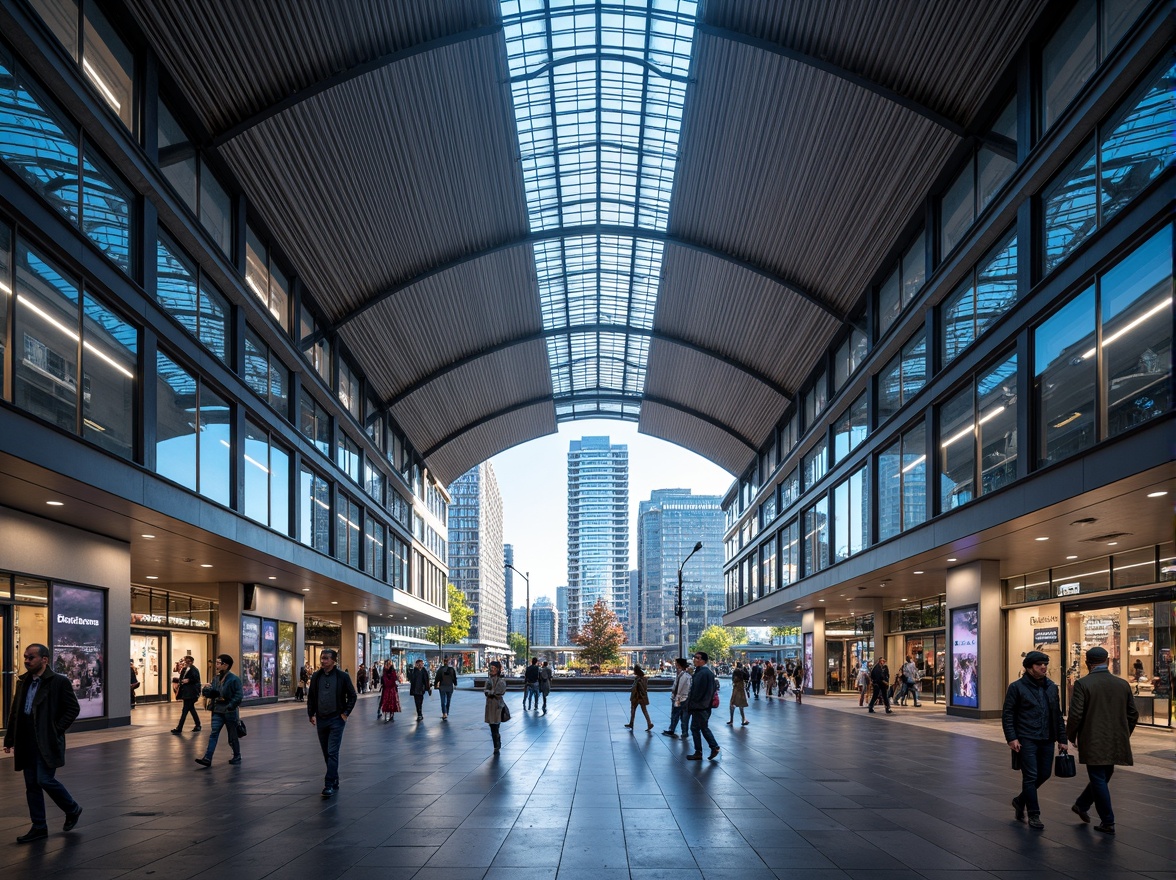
left=425, top=402, right=557, bottom=488
left=639, top=403, right=747, bottom=477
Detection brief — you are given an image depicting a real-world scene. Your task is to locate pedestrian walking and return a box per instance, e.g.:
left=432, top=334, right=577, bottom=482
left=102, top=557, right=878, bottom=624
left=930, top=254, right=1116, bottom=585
left=625, top=665, right=653, bottom=730
left=356, top=664, right=368, bottom=694
left=686, top=651, right=720, bottom=761
left=171, top=655, right=202, bottom=734
left=856, top=663, right=871, bottom=706
left=4, top=643, right=83, bottom=843
left=867, top=658, right=892, bottom=714
left=750, top=660, right=763, bottom=699
left=538, top=660, right=553, bottom=713
left=898, top=656, right=923, bottom=706
left=484, top=660, right=507, bottom=754
left=307, top=649, right=357, bottom=799
left=1066, top=646, right=1138, bottom=835
left=407, top=658, right=431, bottom=721
left=434, top=656, right=458, bottom=719
left=763, top=661, right=776, bottom=698
left=1002, top=650, right=1068, bottom=830
left=196, top=654, right=243, bottom=767
left=728, top=662, right=750, bottom=725
left=523, top=657, right=541, bottom=710
left=663, top=657, right=692, bottom=738
left=296, top=665, right=308, bottom=702
left=378, top=660, right=401, bottom=722
left=792, top=662, right=804, bottom=703
left=129, top=660, right=139, bottom=709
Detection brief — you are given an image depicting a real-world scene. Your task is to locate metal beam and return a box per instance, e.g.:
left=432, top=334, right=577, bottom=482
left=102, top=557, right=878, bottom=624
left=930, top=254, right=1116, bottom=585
left=326, top=223, right=847, bottom=338
left=387, top=324, right=793, bottom=406
left=698, top=24, right=1016, bottom=160
left=207, top=25, right=501, bottom=148
left=420, top=392, right=757, bottom=459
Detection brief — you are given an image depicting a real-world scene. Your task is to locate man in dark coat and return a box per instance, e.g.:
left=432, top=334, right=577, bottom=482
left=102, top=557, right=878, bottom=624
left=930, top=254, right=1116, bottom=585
left=3, top=643, right=83, bottom=843
left=196, top=654, right=243, bottom=767
left=867, top=658, right=893, bottom=714
left=171, top=655, right=202, bottom=734
left=1065, top=646, right=1138, bottom=835
left=686, top=651, right=720, bottom=761
left=1002, top=650, right=1068, bottom=830
left=749, top=660, right=763, bottom=699
left=307, top=649, right=357, bottom=798
left=407, top=658, right=431, bottom=721
left=434, top=657, right=459, bottom=719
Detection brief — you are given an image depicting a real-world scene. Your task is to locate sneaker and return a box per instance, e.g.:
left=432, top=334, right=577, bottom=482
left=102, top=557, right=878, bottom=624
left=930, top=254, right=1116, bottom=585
left=1093, top=823, right=1114, bottom=835
left=1072, top=804, right=1090, bottom=824
left=1012, top=797, right=1025, bottom=822
left=708, top=747, right=721, bottom=760
left=63, top=807, right=83, bottom=832
left=321, top=786, right=336, bottom=798
left=195, top=757, right=212, bottom=767
left=1027, top=812, right=1044, bottom=830
left=686, top=753, right=703, bottom=761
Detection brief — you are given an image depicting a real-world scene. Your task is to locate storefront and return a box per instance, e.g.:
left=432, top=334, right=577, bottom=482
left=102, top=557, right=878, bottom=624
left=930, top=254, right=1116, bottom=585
left=823, top=615, right=874, bottom=694
left=240, top=613, right=297, bottom=701
left=129, top=586, right=217, bottom=704
left=1005, top=543, right=1175, bottom=728
left=885, top=598, right=948, bottom=703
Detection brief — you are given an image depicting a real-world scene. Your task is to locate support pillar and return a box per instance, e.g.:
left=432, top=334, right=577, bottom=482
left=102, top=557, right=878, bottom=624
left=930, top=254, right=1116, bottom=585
left=339, top=611, right=368, bottom=678
left=946, top=560, right=1003, bottom=718
left=801, top=607, right=826, bottom=694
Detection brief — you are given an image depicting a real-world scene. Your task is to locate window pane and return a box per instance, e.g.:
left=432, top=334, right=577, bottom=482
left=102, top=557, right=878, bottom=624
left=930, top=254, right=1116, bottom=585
left=268, top=350, right=289, bottom=417
left=833, top=478, right=849, bottom=563
left=156, top=236, right=198, bottom=337
left=199, top=170, right=232, bottom=255
left=155, top=352, right=196, bottom=490
left=81, top=292, right=135, bottom=458
left=803, top=497, right=829, bottom=575
left=0, top=224, right=10, bottom=392
left=877, top=439, right=901, bottom=541
left=978, top=355, right=1018, bottom=495
left=877, top=353, right=902, bottom=422
left=198, top=386, right=230, bottom=506
left=902, top=234, right=926, bottom=308
left=82, top=1, right=134, bottom=131
left=157, top=101, right=196, bottom=210
left=14, top=243, right=78, bottom=431
left=1042, top=142, right=1097, bottom=274
left=781, top=467, right=799, bottom=509
left=245, top=227, right=268, bottom=307
left=243, top=422, right=268, bottom=525
left=1102, top=0, right=1150, bottom=58
left=939, top=386, right=974, bottom=511
left=849, top=466, right=867, bottom=557
left=269, top=263, right=290, bottom=332
left=0, top=49, right=80, bottom=221
left=878, top=267, right=900, bottom=337
left=198, top=280, right=228, bottom=362
left=82, top=148, right=131, bottom=272
left=941, top=278, right=975, bottom=366
left=243, top=327, right=268, bottom=399
left=833, top=393, right=867, bottom=462
left=1102, top=229, right=1172, bottom=437
left=1041, top=0, right=1096, bottom=130
left=901, top=330, right=927, bottom=403
left=940, top=162, right=974, bottom=257
left=28, top=0, right=78, bottom=61
left=975, top=233, right=1018, bottom=337
left=300, top=466, right=330, bottom=554
left=270, top=442, right=289, bottom=535
left=803, top=437, right=827, bottom=489
left=977, top=147, right=1015, bottom=213
left=902, top=427, right=927, bottom=531
left=1100, top=63, right=1175, bottom=225
left=1035, top=287, right=1096, bottom=463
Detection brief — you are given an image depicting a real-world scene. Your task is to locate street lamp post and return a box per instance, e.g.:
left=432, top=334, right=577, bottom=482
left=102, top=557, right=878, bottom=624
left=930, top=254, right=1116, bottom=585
left=505, top=563, right=530, bottom=665
left=676, top=541, right=703, bottom=655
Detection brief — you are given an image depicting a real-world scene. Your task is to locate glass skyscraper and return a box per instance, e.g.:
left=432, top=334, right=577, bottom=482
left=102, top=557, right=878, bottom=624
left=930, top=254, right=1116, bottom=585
left=447, top=464, right=507, bottom=656
left=566, top=436, right=629, bottom=638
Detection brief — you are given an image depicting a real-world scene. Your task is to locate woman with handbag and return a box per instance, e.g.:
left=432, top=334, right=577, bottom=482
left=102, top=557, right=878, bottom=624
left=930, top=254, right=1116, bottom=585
left=378, top=660, right=401, bottom=722
left=624, top=665, right=653, bottom=730
left=484, top=660, right=507, bottom=753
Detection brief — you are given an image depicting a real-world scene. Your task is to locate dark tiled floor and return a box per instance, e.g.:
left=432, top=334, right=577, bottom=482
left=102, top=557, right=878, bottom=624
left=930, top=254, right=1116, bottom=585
left=1, top=689, right=1173, bottom=879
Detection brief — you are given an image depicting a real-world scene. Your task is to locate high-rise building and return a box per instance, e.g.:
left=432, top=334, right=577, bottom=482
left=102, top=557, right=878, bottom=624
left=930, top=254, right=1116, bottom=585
left=638, top=489, right=724, bottom=653
left=629, top=569, right=640, bottom=641
left=511, top=605, right=529, bottom=638
left=555, top=587, right=569, bottom=644
left=503, top=544, right=514, bottom=634
left=530, top=596, right=559, bottom=645
left=447, top=464, right=507, bottom=659
left=566, top=436, right=629, bottom=638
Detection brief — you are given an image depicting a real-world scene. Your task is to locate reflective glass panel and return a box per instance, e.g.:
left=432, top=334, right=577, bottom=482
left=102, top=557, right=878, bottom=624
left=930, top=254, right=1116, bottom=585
left=803, top=497, right=829, bottom=575
left=803, top=437, right=827, bottom=489
left=902, top=427, right=927, bottom=531
left=82, top=1, right=134, bottom=131
left=243, top=326, right=269, bottom=400
left=975, top=232, right=1018, bottom=336
left=200, top=170, right=231, bottom=256
left=939, top=385, right=974, bottom=511
left=155, top=352, right=196, bottom=490
left=1042, top=141, right=1097, bottom=273
left=14, top=243, right=79, bottom=431
left=833, top=393, right=867, bottom=463
left=28, top=0, right=78, bottom=61
left=940, top=162, right=974, bottom=256
left=941, top=278, right=975, bottom=366
left=902, top=234, right=926, bottom=309
left=878, top=438, right=902, bottom=541
left=82, top=147, right=131, bottom=272
left=1100, top=63, right=1175, bottom=225
left=270, top=441, right=289, bottom=535
left=1041, top=0, right=1096, bottom=130
left=1102, top=0, right=1150, bottom=58
left=243, top=421, right=269, bottom=526
left=157, top=101, right=195, bottom=210
left=1035, top=286, right=1096, bottom=463
left=977, top=355, right=1018, bottom=495
left=300, top=465, right=331, bottom=554
left=878, top=267, right=901, bottom=337
left=269, top=263, right=290, bottom=333
left=197, top=280, right=227, bottom=363
left=0, top=224, right=9, bottom=392
left=198, top=386, right=230, bottom=505
left=81, top=292, right=135, bottom=458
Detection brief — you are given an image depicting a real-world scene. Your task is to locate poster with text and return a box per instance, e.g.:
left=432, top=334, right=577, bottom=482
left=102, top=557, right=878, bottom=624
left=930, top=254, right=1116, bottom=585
left=51, top=583, right=106, bottom=719
left=357, top=633, right=366, bottom=671
left=950, top=606, right=979, bottom=708
left=240, top=615, right=261, bottom=699
left=261, top=619, right=277, bottom=698
left=803, top=633, right=814, bottom=690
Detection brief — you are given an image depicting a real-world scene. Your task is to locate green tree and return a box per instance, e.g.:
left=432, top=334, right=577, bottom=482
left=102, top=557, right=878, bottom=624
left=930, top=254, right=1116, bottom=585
left=692, top=624, right=733, bottom=661
left=508, top=631, right=528, bottom=663
left=424, top=584, right=473, bottom=647
left=727, top=626, right=748, bottom=645
left=769, top=626, right=791, bottom=644
left=572, top=599, right=625, bottom=667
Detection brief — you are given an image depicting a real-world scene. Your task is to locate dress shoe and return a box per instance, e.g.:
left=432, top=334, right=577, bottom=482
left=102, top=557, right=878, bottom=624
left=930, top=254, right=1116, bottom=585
left=647, top=723, right=654, bottom=731
left=623, top=723, right=633, bottom=729
left=195, top=757, right=212, bottom=767
left=725, top=720, right=733, bottom=725
left=741, top=720, right=750, bottom=726
left=868, top=708, right=875, bottom=713
left=1012, top=797, right=1025, bottom=822
left=192, top=726, right=202, bottom=732
left=1027, top=812, right=1044, bottom=830
left=686, top=752, right=703, bottom=760
left=1093, top=823, right=1115, bottom=834
left=1072, top=804, right=1090, bottom=823
left=228, top=756, right=242, bottom=765
left=63, top=806, right=83, bottom=831
left=661, top=730, right=677, bottom=736
left=708, top=747, right=721, bottom=760
left=16, top=827, right=48, bottom=843
left=885, top=710, right=894, bottom=714
left=171, top=728, right=183, bottom=735
left=321, top=786, right=336, bottom=798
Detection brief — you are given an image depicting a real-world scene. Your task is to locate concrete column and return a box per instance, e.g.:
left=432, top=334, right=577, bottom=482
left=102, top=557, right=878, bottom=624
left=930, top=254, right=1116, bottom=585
left=858, top=598, right=886, bottom=663
left=801, top=607, right=826, bottom=694
left=216, top=582, right=243, bottom=662
left=339, top=611, right=368, bottom=678
left=945, top=560, right=1002, bottom=719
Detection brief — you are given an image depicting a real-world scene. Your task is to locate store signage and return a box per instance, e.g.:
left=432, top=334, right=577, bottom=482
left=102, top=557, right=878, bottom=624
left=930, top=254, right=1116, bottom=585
left=1056, top=582, right=1081, bottom=596
left=1033, top=627, right=1059, bottom=644
left=131, top=612, right=210, bottom=629
left=52, top=583, right=106, bottom=721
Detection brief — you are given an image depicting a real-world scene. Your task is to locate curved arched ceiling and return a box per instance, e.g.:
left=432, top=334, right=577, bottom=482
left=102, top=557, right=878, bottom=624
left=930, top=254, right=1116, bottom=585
left=124, top=0, right=1047, bottom=485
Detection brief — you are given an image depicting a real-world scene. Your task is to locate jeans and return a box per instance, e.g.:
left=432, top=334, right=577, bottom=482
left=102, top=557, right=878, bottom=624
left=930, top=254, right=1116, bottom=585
left=669, top=702, right=688, bottom=734
left=1015, top=738, right=1055, bottom=813
left=524, top=682, right=540, bottom=709
left=897, top=680, right=920, bottom=704
left=203, top=710, right=239, bottom=761
left=868, top=682, right=891, bottom=711
left=439, top=690, right=452, bottom=715
left=177, top=698, right=200, bottom=730
left=690, top=708, right=718, bottom=752
left=315, top=713, right=346, bottom=787
left=1075, top=764, right=1115, bottom=824
left=23, top=752, right=79, bottom=829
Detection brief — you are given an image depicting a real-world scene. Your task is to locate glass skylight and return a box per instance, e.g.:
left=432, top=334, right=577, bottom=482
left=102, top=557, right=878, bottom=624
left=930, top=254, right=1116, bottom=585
left=501, top=0, right=698, bottom=419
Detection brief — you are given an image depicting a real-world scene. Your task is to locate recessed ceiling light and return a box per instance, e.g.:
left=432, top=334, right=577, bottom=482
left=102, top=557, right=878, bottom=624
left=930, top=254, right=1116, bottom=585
left=1147, top=491, right=1168, bottom=498
left=818, top=599, right=825, bottom=602
left=302, top=588, right=310, bottom=592
left=947, top=557, right=957, bottom=562
left=145, top=575, right=158, bottom=580
left=267, top=576, right=277, bottom=580
left=331, top=601, right=339, bottom=605
left=1035, top=536, right=1049, bottom=542
left=141, top=534, right=155, bottom=539
left=1066, top=555, right=1077, bottom=560
left=901, top=598, right=909, bottom=603
left=913, top=570, right=924, bottom=575
left=46, top=500, right=63, bottom=506
left=200, top=564, right=213, bottom=568
left=1107, top=541, right=1118, bottom=546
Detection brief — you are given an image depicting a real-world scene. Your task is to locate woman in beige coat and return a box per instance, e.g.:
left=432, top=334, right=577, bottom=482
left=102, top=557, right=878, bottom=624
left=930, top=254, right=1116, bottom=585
left=728, top=663, right=750, bottom=725
left=624, top=665, right=653, bottom=730
left=763, top=661, right=777, bottom=698
left=483, top=660, right=507, bottom=753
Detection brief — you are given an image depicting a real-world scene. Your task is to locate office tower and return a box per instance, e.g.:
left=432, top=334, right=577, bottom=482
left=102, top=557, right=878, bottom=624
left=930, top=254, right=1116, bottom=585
left=447, top=464, right=507, bottom=658
left=638, top=489, right=724, bottom=652
left=630, top=569, right=640, bottom=642
left=504, top=544, right=514, bottom=634
left=566, top=436, right=629, bottom=638
left=511, top=605, right=529, bottom=638
left=556, top=587, right=569, bottom=644
left=530, top=596, right=558, bottom=646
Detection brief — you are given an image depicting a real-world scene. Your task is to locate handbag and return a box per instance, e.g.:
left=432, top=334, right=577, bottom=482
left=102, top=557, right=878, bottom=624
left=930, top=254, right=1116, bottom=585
left=1054, top=752, right=1076, bottom=778
left=236, top=719, right=248, bottom=738
left=500, top=703, right=511, bottom=723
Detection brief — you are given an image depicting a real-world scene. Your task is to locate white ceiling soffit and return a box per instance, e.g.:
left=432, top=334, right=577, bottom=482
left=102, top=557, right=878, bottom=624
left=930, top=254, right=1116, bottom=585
left=638, top=402, right=750, bottom=477
left=424, top=401, right=558, bottom=488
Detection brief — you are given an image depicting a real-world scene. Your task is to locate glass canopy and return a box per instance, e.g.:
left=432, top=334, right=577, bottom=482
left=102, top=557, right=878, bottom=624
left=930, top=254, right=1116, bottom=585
left=501, top=0, right=698, bottom=420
